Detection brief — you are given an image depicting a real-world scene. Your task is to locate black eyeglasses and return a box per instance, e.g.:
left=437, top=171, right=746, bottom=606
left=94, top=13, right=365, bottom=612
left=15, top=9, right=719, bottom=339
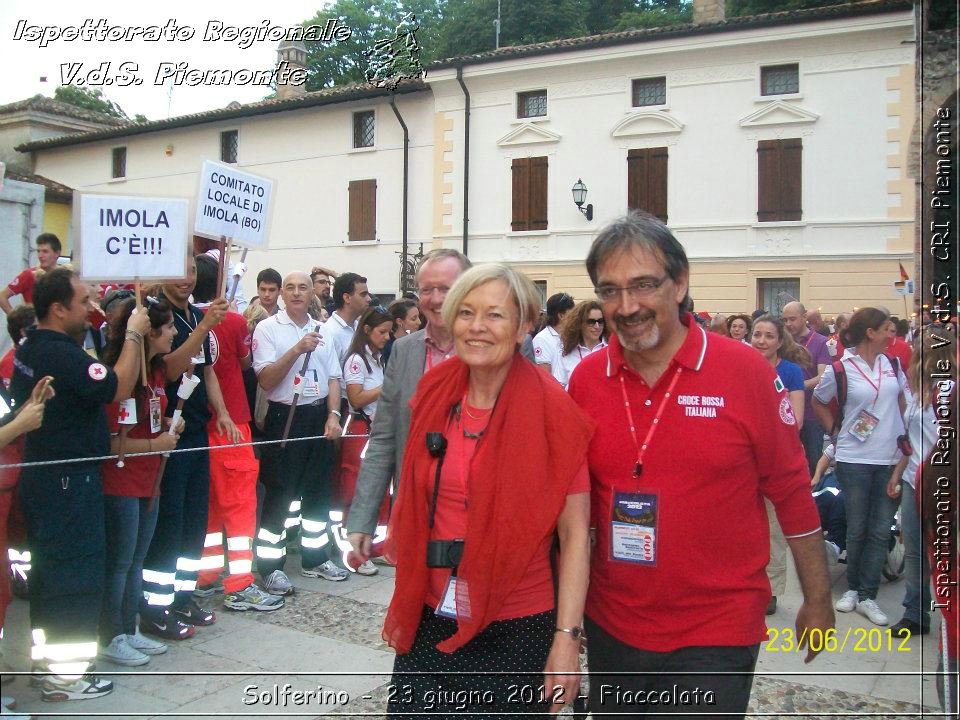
left=586, top=318, right=605, bottom=326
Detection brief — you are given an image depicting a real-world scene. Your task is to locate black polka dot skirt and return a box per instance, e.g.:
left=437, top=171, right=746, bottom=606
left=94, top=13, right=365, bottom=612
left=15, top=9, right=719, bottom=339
left=387, top=605, right=556, bottom=719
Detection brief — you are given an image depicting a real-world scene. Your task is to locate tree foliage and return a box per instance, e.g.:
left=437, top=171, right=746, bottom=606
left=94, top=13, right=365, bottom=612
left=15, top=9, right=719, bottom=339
left=301, top=0, right=445, bottom=90
left=295, top=0, right=868, bottom=87
left=52, top=85, right=140, bottom=121
left=727, top=0, right=841, bottom=17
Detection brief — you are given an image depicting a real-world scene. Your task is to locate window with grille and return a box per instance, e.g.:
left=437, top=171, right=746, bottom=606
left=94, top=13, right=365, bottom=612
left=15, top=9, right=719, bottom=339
left=220, top=130, right=238, bottom=163
left=112, top=147, right=126, bottom=178
left=758, top=139, right=802, bottom=222
left=761, top=64, right=799, bottom=96
left=511, top=157, right=548, bottom=231
left=517, top=90, right=547, bottom=119
left=632, top=77, right=666, bottom=107
left=353, top=111, right=375, bottom=148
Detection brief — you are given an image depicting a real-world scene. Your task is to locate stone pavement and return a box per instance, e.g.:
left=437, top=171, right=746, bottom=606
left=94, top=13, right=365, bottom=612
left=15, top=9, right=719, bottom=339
left=0, top=549, right=944, bottom=719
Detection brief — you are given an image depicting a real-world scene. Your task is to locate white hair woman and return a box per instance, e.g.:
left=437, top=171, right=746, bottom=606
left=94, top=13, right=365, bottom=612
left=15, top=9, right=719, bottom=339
left=382, top=263, right=594, bottom=716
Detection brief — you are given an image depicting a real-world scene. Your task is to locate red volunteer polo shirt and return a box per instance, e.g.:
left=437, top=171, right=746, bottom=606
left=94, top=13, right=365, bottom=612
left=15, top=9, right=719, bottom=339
left=7, top=268, right=37, bottom=303
left=568, top=312, right=820, bottom=652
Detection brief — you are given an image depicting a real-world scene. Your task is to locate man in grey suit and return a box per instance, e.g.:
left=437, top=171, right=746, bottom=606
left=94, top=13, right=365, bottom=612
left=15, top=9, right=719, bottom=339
left=347, top=249, right=471, bottom=558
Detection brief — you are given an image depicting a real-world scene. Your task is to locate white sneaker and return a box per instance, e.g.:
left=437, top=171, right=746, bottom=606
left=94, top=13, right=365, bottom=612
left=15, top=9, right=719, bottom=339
left=356, top=559, right=379, bottom=576
left=264, top=569, right=295, bottom=596
left=301, top=560, right=348, bottom=582
left=41, top=674, right=113, bottom=702
left=825, top=541, right=840, bottom=563
left=99, top=634, right=150, bottom=667
left=126, top=628, right=168, bottom=655
left=835, top=590, right=859, bottom=613
left=857, top=598, right=889, bottom=626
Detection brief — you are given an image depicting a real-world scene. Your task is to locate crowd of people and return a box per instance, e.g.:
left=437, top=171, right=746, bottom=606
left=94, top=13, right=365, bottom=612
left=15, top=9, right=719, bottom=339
left=0, top=216, right=955, bottom=718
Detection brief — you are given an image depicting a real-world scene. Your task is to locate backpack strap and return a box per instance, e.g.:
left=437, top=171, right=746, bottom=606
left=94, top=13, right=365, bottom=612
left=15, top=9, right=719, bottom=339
left=832, top=358, right=847, bottom=435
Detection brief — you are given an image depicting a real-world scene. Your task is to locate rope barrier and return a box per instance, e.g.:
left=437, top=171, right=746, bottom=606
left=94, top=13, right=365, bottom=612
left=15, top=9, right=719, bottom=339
left=0, top=432, right=370, bottom=471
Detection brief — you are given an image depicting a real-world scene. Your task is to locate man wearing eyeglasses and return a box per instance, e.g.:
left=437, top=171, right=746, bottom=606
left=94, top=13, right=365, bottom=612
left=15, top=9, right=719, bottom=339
left=566, top=214, right=833, bottom=720
left=347, top=249, right=471, bottom=564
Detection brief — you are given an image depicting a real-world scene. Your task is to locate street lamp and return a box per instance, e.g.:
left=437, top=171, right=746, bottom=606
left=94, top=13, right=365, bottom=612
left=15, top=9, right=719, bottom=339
left=571, top=179, right=593, bottom=221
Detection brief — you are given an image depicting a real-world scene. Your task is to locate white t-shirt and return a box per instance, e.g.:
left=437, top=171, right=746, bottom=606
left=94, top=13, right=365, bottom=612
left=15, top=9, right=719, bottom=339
left=343, top=348, right=384, bottom=420
left=813, top=350, right=907, bottom=465
left=553, top=340, right=607, bottom=389
left=252, top=310, right=342, bottom=405
left=323, top=311, right=357, bottom=400
left=532, top=325, right=562, bottom=369
left=901, top=390, right=947, bottom=488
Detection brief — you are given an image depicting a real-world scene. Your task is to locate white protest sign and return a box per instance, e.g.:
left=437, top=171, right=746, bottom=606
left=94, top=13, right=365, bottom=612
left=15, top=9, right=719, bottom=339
left=194, top=160, right=273, bottom=248
left=76, top=193, right=189, bottom=282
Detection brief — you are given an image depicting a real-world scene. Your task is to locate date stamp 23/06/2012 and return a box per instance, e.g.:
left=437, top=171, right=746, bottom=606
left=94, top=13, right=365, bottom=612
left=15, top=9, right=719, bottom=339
left=765, top=627, right=912, bottom=654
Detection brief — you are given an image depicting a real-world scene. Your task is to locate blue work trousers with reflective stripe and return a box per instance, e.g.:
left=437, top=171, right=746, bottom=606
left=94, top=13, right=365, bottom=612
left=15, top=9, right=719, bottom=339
left=142, top=429, right=210, bottom=607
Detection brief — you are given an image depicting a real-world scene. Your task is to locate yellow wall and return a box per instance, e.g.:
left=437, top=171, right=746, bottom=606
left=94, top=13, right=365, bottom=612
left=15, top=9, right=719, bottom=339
left=42, top=200, right=72, bottom=254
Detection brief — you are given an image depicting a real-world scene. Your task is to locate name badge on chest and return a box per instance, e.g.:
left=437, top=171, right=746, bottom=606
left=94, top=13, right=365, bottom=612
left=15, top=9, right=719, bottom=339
left=849, top=408, right=880, bottom=442
left=435, top=575, right=458, bottom=618
left=149, top=396, right=162, bottom=434
left=610, top=491, right=659, bottom=565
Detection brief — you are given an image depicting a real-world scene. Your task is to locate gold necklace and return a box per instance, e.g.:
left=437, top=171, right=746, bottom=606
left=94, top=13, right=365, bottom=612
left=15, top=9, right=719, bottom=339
left=464, top=405, right=492, bottom=420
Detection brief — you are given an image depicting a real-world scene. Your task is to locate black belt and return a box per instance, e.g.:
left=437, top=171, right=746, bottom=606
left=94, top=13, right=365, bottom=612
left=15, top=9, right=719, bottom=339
left=268, top=399, right=328, bottom=409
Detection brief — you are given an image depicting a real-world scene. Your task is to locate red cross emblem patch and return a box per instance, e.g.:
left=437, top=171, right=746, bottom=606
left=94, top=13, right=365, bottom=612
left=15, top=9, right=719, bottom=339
left=88, top=363, right=107, bottom=381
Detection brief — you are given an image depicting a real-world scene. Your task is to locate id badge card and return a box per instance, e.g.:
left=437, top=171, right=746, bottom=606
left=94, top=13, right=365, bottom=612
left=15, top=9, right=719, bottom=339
left=191, top=347, right=206, bottom=366
left=610, top=491, right=658, bottom=565
left=302, top=371, right=320, bottom=398
left=149, top=397, right=162, bottom=434
left=849, top=408, right=880, bottom=442
left=435, top=575, right=458, bottom=618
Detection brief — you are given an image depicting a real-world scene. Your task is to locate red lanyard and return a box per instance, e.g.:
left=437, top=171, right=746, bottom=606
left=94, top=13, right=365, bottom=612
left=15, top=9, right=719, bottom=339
left=619, top=366, right=683, bottom=479
left=847, top=356, right=883, bottom=407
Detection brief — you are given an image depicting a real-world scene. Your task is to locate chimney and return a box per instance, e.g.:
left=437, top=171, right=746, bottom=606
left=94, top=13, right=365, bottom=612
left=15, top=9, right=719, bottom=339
left=693, top=0, right=726, bottom=25
left=276, top=39, right=308, bottom=99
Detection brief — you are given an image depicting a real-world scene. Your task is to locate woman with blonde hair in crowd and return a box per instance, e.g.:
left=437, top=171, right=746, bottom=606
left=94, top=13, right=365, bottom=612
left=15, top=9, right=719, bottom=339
left=553, top=300, right=607, bottom=389
left=376, top=263, right=593, bottom=717
left=885, top=323, right=955, bottom=636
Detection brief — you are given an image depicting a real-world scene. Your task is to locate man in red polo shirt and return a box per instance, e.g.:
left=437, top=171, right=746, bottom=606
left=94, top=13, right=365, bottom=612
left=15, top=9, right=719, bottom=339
left=567, top=214, right=834, bottom=719
left=0, top=234, right=62, bottom=315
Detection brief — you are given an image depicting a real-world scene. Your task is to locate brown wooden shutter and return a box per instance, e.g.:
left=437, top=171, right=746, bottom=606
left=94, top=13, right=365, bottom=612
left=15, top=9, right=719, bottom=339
left=780, top=139, right=802, bottom=221
left=758, top=139, right=802, bottom=222
left=627, top=148, right=668, bottom=223
left=529, top=156, right=548, bottom=230
left=348, top=179, right=376, bottom=241
left=511, top=158, right=530, bottom=231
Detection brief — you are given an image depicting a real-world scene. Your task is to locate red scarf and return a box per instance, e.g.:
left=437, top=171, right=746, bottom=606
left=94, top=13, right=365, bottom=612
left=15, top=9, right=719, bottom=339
left=382, top=352, right=595, bottom=654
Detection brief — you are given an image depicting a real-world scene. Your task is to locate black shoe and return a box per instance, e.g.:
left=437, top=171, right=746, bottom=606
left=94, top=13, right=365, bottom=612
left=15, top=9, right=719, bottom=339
left=765, top=596, right=777, bottom=615
left=173, top=598, right=216, bottom=626
left=890, top=618, right=929, bottom=636
left=140, top=607, right=197, bottom=640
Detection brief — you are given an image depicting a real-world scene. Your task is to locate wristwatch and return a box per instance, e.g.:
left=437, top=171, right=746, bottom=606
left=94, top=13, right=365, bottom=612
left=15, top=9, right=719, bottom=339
left=555, top=626, right=585, bottom=640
